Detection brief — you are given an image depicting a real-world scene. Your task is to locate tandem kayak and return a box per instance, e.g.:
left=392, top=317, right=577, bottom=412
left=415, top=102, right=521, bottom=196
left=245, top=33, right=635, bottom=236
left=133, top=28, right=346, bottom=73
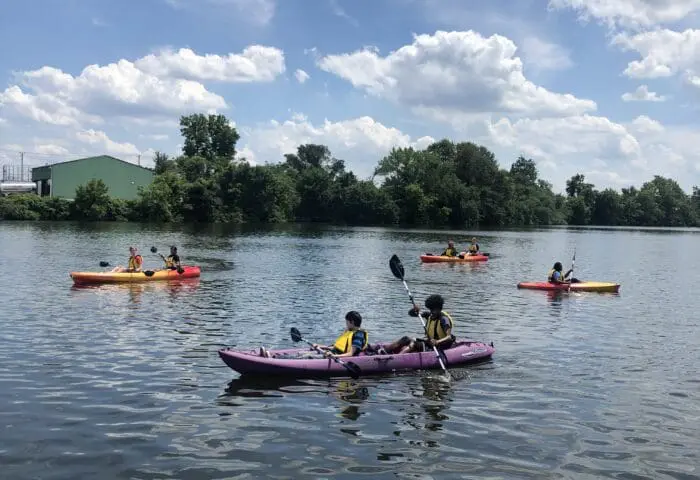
left=218, top=339, right=495, bottom=378
left=420, top=253, right=489, bottom=263
left=70, top=265, right=201, bottom=284
left=517, top=281, right=620, bottom=293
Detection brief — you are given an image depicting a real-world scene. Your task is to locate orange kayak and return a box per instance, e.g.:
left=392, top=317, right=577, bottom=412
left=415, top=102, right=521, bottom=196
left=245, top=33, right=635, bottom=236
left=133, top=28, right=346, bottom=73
left=70, top=265, right=201, bottom=284
left=420, top=253, right=489, bottom=263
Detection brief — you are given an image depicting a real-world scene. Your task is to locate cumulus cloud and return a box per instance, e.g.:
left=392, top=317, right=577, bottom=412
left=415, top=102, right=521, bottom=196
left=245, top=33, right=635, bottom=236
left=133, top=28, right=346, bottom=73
left=75, top=129, right=141, bottom=156
left=317, top=30, right=596, bottom=122
left=521, top=37, right=574, bottom=72
left=613, top=29, right=700, bottom=87
left=0, top=45, right=286, bottom=128
left=547, top=0, right=700, bottom=30
left=294, top=69, right=310, bottom=84
left=238, top=113, right=435, bottom=177
left=621, top=84, right=667, bottom=101
left=135, top=46, right=285, bottom=82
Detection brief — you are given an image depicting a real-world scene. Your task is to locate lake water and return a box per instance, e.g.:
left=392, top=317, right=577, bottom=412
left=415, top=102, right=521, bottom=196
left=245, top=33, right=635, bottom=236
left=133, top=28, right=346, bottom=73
left=0, top=222, right=698, bottom=479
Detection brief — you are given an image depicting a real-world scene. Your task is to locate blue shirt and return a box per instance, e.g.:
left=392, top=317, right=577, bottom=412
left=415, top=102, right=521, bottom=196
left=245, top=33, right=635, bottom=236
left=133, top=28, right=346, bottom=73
left=551, top=270, right=562, bottom=281
left=351, top=331, right=366, bottom=351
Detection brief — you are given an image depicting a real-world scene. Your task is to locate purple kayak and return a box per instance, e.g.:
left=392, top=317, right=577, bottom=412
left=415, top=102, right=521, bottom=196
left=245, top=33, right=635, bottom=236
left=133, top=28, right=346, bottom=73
left=218, top=338, right=495, bottom=378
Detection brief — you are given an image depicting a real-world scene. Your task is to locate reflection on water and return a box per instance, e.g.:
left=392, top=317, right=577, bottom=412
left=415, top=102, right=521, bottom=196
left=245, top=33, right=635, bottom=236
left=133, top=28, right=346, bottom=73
left=1, top=222, right=699, bottom=479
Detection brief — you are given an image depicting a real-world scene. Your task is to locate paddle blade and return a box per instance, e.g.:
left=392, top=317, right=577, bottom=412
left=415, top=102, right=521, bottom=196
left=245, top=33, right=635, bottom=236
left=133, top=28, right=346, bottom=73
left=99, top=261, right=110, bottom=267
left=344, top=361, right=361, bottom=379
left=389, top=254, right=405, bottom=280
left=177, top=267, right=185, bottom=274
left=290, top=327, right=303, bottom=342
left=150, top=246, right=158, bottom=253
left=144, top=270, right=155, bottom=277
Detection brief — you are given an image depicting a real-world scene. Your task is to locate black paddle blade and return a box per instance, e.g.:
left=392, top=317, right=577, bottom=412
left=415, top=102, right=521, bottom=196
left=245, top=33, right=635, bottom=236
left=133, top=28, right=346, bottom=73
left=176, top=267, right=185, bottom=274
left=344, top=361, right=361, bottom=379
left=150, top=246, right=158, bottom=253
left=99, top=261, right=110, bottom=267
left=290, top=327, right=303, bottom=342
left=144, top=270, right=155, bottom=277
left=389, top=254, right=405, bottom=280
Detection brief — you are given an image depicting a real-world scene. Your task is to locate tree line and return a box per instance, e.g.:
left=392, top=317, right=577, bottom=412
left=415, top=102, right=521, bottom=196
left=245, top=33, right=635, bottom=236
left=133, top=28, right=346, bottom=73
left=2, top=113, right=699, bottom=227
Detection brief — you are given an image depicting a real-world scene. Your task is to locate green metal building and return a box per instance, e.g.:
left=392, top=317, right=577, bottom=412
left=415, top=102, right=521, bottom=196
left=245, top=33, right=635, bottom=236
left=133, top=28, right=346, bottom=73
left=32, top=155, right=154, bottom=200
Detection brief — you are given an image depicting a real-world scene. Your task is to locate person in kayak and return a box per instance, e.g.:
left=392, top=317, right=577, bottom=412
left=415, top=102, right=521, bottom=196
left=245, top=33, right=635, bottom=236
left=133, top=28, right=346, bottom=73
left=548, top=262, right=580, bottom=284
left=441, top=240, right=457, bottom=257
left=111, top=247, right=143, bottom=273
left=466, top=237, right=480, bottom=255
left=380, top=294, right=454, bottom=354
left=162, top=246, right=181, bottom=270
left=260, top=311, right=368, bottom=359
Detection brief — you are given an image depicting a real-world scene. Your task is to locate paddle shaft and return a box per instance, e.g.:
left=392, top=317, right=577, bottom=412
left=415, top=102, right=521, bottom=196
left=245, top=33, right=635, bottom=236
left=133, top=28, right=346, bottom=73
left=296, top=333, right=358, bottom=371
left=568, top=249, right=576, bottom=293
left=398, top=278, right=450, bottom=374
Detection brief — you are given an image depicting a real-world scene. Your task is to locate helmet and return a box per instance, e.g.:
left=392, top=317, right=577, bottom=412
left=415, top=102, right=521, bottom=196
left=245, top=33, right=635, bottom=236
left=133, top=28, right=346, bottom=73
left=425, top=294, right=444, bottom=311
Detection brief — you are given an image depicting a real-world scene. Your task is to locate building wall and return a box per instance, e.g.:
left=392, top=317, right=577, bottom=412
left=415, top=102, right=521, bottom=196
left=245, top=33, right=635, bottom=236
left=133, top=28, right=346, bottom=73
left=35, top=156, right=154, bottom=200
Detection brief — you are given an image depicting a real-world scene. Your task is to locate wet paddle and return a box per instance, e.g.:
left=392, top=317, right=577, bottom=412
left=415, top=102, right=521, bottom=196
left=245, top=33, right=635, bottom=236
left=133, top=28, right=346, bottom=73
left=389, top=254, right=451, bottom=379
left=289, top=327, right=361, bottom=379
left=568, top=248, right=576, bottom=293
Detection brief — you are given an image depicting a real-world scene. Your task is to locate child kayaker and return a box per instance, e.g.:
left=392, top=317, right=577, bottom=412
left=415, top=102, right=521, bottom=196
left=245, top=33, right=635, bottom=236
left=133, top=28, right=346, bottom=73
left=111, top=247, right=143, bottom=273
left=441, top=241, right=457, bottom=257
left=466, top=237, right=480, bottom=255
left=547, top=262, right=580, bottom=284
left=260, top=311, right=368, bottom=359
left=162, top=246, right=181, bottom=270
left=380, top=294, right=455, bottom=354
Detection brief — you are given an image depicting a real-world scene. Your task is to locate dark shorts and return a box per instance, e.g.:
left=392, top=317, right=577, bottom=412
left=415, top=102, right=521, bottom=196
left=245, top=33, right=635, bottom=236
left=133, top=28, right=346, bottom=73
left=415, top=337, right=454, bottom=352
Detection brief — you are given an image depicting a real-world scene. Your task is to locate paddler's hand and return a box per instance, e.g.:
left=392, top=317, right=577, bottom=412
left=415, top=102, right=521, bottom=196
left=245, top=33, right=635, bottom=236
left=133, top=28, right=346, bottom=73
left=408, top=306, right=420, bottom=317
left=323, top=350, right=332, bottom=358
left=428, top=338, right=438, bottom=347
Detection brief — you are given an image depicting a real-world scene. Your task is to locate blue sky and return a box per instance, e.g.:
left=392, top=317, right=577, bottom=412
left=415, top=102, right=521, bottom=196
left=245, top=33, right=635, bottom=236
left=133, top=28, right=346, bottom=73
left=1, top=0, right=699, bottom=192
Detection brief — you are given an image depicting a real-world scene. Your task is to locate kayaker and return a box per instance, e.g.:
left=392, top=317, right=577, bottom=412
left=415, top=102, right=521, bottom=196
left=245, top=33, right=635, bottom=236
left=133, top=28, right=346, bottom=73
left=547, top=262, right=580, bottom=284
left=111, top=247, right=143, bottom=273
left=380, top=294, right=455, bottom=354
left=441, top=241, right=457, bottom=257
left=162, top=246, right=181, bottom=270
left=260, top=311, right=368, bottom=359
left=466, top=237, right=480, bottom=255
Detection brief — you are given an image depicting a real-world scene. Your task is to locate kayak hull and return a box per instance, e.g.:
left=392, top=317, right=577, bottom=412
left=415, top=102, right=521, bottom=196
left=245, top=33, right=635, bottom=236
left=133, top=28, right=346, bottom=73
left=218, top=339, right=495, bottom=378
left=420, top=254, right=488, bottom=263
left=70, top=265, right=201, bottom=284
left=517, top=281, right=620, bottom=293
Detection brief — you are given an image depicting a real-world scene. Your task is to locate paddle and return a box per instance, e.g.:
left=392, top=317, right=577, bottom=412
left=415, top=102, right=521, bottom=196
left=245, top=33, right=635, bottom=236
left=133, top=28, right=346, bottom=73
left=568, top=248, right=576, bottom=293
left=389, top=254, right=451, bottom=379
left=289, top=327, right=361, bottom=379
left=152, top=246, right=185, bottom=275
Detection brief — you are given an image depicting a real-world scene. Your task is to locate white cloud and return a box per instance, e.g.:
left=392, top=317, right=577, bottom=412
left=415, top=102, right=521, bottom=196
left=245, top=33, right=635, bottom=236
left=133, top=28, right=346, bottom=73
left=548, top=0, right=700, bottom=30
left=135, top=46, right=285, bottom=82
left=294, top=69, right=310, bottom=84
left=521, top=37, right=574, bottom=72
left=483, top=113, right=700, bottom=191
left=317, top=30, right=597, bottom=122
left=139, top=133, right=170, bottom=141
left=75, top=129, right=141, bottom=156
left=34, top=144, right=70, bottom=155
left=621, top=84, right=667, bottom=101
left=239, top=113, right=435, bottom=177
left=0, top=44, right=285, bottom=128
left=613, top=29, right=700, bottom=87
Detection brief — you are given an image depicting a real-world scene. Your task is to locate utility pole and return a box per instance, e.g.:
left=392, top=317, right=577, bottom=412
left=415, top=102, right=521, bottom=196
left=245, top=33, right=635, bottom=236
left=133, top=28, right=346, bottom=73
left=137, top=154, right=141, bottom=166
left=20, top=151, right=24, bottom=181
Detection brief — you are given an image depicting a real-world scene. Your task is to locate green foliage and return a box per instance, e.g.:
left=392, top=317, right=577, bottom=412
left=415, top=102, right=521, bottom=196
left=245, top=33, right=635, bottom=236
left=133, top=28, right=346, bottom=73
left=5, top=114, right=700, bottom=227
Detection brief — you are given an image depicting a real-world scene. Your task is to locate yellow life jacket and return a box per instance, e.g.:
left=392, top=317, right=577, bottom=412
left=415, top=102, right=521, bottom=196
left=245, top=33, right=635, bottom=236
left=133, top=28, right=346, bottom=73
left=443, top=247, right=457, bottom=257
left=426, top=311, right=453, bottom=340
left=547, top=268, right=560, bottom=282
left=468, top=244, right=478, bottom=253
left=165, top=255, right=176, bottom=268
left=333, top=329, right=368, bottom=354
left=128, top=255, right=143, bottom=271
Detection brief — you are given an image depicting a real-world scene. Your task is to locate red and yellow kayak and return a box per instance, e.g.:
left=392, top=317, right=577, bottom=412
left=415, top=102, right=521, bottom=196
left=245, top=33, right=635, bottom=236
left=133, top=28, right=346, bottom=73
left=70, top=265, right=201, bottom=284
left=517, top=281, right=620, bottom=293
left=420, top=253, right=489, bottom=263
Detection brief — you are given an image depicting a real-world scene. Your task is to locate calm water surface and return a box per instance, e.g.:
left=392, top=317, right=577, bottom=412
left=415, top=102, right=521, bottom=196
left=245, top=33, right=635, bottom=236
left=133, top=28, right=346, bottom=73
left=0, top=222, right=698, bottom=479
